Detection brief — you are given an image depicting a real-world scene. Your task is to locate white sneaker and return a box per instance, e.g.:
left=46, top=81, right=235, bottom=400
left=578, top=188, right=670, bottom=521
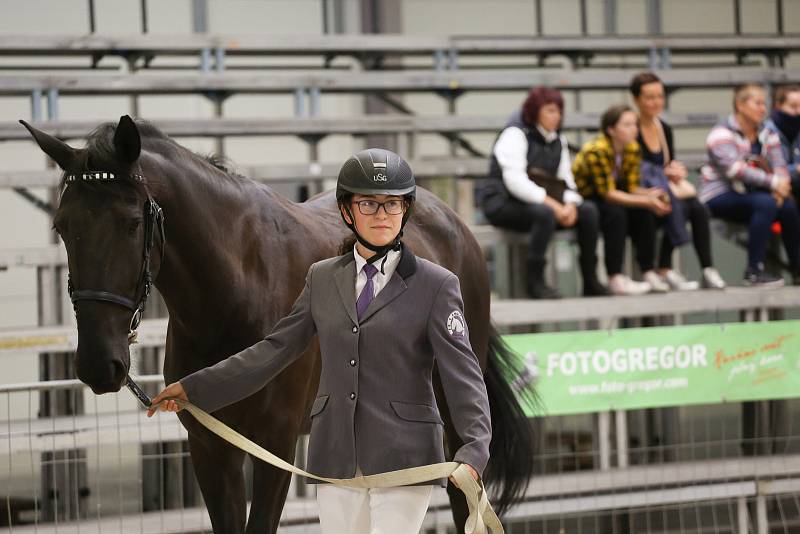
left=644, top=270, right=670, bottom=293
left=609, top=274, right=652, bottom=296
left=661, top=269, right=700, bottom=291
left=702, top=267, right=726, bottom=290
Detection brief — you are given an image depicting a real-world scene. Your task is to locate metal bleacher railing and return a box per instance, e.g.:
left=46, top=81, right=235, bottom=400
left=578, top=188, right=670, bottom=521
left=2, top=27, right=800, bottom=534
left=0, top=33, right=799, bottom=64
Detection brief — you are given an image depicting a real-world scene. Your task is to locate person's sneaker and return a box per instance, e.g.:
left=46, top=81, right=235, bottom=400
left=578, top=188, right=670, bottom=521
left=643, top=270, right=670, bottom=293
left=661, top=269, right=700, bottom=291
left=609, top=274, right=652, bottom=296
left=702, top=267, right=727, bottom=290
left=743, top=264, right=785, bottom=288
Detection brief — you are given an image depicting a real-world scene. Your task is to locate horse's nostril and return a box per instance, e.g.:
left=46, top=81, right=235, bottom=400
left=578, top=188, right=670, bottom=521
left=111, top=360, right=128, bottom=385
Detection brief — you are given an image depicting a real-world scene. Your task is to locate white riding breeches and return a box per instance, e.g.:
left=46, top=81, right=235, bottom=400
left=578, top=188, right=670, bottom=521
left=316, top=483, right=434, bottom=534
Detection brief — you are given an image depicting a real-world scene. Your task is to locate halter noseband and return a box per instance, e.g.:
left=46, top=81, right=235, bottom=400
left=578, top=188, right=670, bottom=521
left=64, top=170, right=165, bottom=344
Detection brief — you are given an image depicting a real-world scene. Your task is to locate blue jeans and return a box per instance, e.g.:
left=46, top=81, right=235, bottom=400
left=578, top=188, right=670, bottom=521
left=706, top=190, right=800, bottom=269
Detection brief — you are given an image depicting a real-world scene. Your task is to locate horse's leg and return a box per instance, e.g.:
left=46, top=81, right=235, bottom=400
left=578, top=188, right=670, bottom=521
left=187, top=428, right=247, bottom=533
left=245, top=379, right=313, bottom=533
left=244, top=453, right=295, bottom=534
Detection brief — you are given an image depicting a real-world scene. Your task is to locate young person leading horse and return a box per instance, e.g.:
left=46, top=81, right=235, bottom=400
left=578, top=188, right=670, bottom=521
left=21, top=116, right=533, bottom=534
left=149, top=148, right=491, bottom=533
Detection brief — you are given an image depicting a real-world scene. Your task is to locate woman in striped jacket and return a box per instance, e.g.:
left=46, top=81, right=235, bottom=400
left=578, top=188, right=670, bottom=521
left=699, top=84, right=800, bottom=287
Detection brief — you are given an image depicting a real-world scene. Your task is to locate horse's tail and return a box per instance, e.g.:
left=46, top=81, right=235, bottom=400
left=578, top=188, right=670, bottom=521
left=482, top=324, right=537, bottom=516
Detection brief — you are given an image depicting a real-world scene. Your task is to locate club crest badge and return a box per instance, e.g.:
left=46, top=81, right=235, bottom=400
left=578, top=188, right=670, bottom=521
left=446, top=310, right=466, bottom=339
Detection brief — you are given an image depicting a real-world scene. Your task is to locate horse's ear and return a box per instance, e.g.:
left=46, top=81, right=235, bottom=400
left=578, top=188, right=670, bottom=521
left=19, top=119, right=78, bottom=171
left=113, top=115, right=141, bottom=164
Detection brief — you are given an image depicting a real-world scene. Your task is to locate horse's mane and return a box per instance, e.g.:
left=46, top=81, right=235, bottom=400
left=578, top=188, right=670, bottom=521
left=200, top=153, right=246, bottom=181
left=64, top=119, right=245, bottom=188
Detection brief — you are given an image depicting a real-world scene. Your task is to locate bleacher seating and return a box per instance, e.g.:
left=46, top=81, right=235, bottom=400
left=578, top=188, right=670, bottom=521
left=3, top=27, right=800, bottom=533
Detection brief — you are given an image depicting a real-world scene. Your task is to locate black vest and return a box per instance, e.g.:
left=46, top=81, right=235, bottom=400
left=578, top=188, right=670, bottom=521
left=480, top=111, right=564, bottom=209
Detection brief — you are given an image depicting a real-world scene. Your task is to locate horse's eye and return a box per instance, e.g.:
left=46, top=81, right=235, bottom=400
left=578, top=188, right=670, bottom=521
left=128, top=220, right=142, bottom=236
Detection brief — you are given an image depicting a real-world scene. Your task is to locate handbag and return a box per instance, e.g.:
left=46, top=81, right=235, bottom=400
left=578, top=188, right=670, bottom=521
left=527, top=167, right=567, bottom=203
left=655, top=118, right=697, bottom=200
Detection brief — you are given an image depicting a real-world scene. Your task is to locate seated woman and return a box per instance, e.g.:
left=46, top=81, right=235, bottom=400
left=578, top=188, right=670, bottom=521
left=479, top=86, right=608, bottom=299
left=573, top=104, right=672, bottom=296
left=764, top=85, right=800, bottom=205
left=700, top=84, right=800, bottom=287
left=630, top=72, right=726, bottom=290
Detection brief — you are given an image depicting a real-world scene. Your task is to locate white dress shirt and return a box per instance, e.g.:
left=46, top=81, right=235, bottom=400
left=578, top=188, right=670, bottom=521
left=493, top=125, right=583, bottom=205
left=354, top=245, right=402, bottom=300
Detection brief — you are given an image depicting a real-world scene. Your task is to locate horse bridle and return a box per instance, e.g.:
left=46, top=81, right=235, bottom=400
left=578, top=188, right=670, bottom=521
left=63, top=170, right=165, bottom=343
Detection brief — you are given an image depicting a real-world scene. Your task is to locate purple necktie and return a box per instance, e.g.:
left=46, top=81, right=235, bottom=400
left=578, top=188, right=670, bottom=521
left=356, top=263, right=379, bottom=321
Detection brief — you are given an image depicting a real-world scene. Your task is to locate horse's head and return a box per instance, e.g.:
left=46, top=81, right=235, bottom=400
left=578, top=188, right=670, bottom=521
left=21, top=116, right=165, bottom=394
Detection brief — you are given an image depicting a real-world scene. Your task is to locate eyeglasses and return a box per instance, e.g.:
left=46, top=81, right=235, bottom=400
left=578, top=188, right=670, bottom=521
left=352, top=199, right=406, bottom=215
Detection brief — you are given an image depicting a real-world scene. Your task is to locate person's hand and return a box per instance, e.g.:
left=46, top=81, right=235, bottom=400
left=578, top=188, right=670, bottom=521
left=642, top=187, right=666, bottom=198
left=449, top=463, right=479, bottom=489
left=543, top=197, right=569, bottom=227
left=773, top=176, right=792, bottom=199
left=649, top=196, right=672, bottom=217
left=560, top=203, right=578, bottom=227
left=147, top=382, right=188, bottom=417
left=665, top=161, right=688, bottom=183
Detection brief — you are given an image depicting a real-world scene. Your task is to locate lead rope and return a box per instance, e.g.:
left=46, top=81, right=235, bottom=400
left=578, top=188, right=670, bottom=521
left=171, top=398, right=504, bottom=534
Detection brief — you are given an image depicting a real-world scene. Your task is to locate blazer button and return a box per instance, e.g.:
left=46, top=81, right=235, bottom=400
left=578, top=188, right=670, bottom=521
left=350, top=359, right=357, bottom=366
left=352, top=326, right=358, bottom=333
left=349, top=392, right=356, bottom=400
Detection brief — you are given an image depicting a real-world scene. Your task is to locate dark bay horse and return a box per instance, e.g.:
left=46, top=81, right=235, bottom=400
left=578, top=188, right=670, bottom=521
left=21, top=115, right=533, bottom=533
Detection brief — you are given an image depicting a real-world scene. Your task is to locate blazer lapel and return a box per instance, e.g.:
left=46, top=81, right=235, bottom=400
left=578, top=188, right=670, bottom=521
left=334, top=256, right=358, bottom=325
left=359, top=245, right=417, bottom=323
left=358, top=273, right=407, bottom=323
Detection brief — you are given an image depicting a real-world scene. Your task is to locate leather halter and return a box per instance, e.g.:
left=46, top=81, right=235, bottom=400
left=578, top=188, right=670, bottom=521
left=63, top=170, right=165, bottom=343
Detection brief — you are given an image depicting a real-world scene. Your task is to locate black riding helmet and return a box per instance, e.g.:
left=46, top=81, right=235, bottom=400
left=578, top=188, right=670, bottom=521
left=336, top=148, right=416, bottom=266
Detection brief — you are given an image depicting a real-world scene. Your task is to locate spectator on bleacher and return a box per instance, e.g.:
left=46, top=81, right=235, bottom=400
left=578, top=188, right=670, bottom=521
left=573, top=104, right=671, bottom=296
left=700, top=84, right=800, bottom=287
left=479, top=86, right=608, bottom=299
left=764, top=85, right=800, bottom=204
left=630, top=72, right=726, bottom=291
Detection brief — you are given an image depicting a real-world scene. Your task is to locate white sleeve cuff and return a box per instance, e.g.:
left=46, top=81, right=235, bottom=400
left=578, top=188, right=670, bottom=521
left=563, top=190, right=584, bottom=205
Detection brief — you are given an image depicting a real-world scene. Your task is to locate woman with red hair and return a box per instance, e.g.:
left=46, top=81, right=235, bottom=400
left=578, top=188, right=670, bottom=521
left=479, top=86, right=607, bottom=298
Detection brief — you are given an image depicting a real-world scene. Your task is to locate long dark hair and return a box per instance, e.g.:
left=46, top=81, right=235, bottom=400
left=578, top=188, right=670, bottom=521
left=338, top=234, right=358, bottom=255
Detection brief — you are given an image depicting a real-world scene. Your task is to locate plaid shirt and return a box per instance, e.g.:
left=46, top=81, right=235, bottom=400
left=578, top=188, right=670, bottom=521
left=572, top=134, right=641, bottom=198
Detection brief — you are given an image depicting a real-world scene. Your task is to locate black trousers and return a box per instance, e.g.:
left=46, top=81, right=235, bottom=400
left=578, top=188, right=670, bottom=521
left=589, top=198, right=658, bottom=276
left=658, top=197, right=713, bottom=269
left=484, top=197, right=601, bottom=280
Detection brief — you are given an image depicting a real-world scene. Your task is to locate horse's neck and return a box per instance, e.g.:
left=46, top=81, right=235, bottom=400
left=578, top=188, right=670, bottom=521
left=143, top=149, right=287, bottom=330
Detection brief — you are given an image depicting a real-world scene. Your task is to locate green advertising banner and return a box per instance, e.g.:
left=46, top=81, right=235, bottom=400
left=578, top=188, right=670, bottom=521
left=504, top=320, right=800, bottom=416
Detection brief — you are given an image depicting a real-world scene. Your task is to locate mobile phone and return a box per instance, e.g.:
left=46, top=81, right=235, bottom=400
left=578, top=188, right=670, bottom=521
left=126, top=375, right=152, bottom=408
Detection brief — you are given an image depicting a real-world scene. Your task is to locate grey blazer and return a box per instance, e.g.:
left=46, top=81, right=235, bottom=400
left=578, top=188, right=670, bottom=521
left=180, top=245, right=491, bottom=486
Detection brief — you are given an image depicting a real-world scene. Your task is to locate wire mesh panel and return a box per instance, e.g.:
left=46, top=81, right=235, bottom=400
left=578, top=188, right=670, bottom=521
left=0, top=377, right=332, bottom=533
left=0, top=381, right=205, bottom=532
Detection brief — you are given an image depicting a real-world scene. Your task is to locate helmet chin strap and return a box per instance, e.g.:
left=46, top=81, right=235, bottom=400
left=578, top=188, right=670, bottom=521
left=341, top=205, right=409, bottom=274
